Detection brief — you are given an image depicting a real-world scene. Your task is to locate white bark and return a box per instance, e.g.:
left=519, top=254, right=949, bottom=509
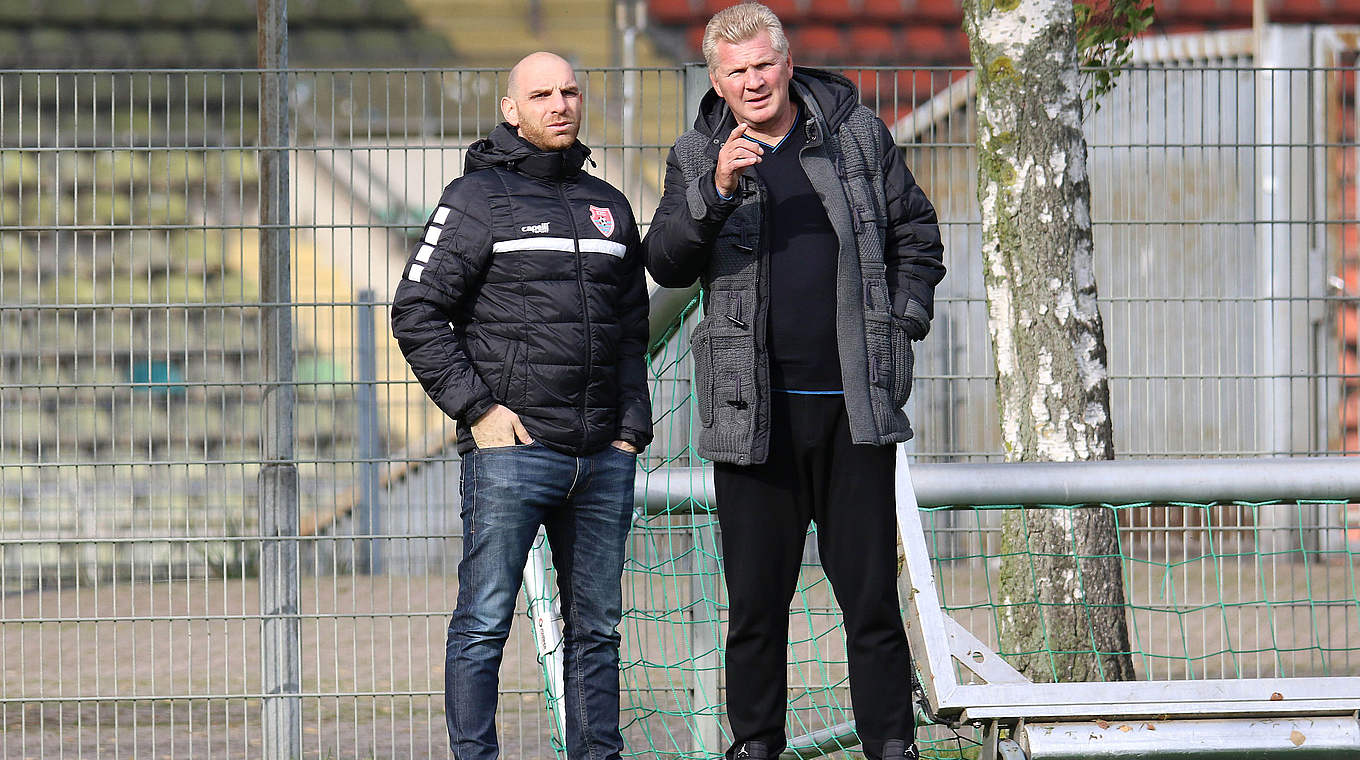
left=964, top=0, right=1134, bottom=682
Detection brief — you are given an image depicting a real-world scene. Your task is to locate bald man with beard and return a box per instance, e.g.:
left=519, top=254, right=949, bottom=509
left=392, top=52, right=651, bottom=760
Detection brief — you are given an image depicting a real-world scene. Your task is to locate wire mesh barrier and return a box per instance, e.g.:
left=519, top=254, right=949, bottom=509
left=929, top=501, right=1359, bottom=683
left=0, top=64, right=690, bottom=759
left=591, top=497, right=1360, bottom=760
left=2, top=50, right=1358, bottom=759
left=573, top=292, right=1360, bottom=760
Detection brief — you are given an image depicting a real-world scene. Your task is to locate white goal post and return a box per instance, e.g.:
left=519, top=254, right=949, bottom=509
left=893, top=449, right=1360, bottom=759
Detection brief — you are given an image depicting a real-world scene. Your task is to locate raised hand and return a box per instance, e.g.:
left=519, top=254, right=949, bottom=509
left=715, top=122, right=763, bottom=198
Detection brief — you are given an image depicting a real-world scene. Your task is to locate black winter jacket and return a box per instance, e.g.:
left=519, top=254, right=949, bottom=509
left=643, top=68, right=945, bottom=464
left=391, top=124, right=653, bottom=456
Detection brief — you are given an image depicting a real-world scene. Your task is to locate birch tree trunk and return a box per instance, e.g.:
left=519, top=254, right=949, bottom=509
left=963, top=0, right=1135, bottom=682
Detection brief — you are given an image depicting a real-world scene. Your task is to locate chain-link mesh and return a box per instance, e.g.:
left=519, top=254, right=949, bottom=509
left=523, top=290, right=1359, bottom=759
left=3, top=57, right=1359, bottom=759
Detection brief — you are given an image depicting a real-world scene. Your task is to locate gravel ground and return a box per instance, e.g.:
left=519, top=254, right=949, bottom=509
left=3, top=555, right=1356, bottom=759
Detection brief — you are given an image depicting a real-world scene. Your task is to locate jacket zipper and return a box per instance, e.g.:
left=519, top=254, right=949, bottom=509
left=497, top=340, right=519, bottom=401
left=752, top=178, right=769, bottom=450
left=558, top=182, right=592, bottom=451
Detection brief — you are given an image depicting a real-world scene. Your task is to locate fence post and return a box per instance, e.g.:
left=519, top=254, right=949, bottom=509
left=1255, top=26, right=1312, bottom=555
left=355, top=289, right=382, bottom=574
left=619, top=0, right=641, bottom=197
left=1255, top=25, right=1313, bottom=460
left=257, top=1, right=302, bottom=758
left=683, top=62, right=707, bottom=133
left=678, top=60, right=723, bottom=754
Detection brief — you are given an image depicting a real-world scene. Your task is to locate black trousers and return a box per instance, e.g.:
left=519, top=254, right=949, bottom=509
left=713, top=392, right=914, bottom=760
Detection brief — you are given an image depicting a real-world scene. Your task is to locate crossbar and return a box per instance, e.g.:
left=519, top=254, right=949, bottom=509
left=635, top=457, right=1360, bottom=513
left=1017, top=716, right=1360, bottom=758
left=887, top=449, right=1360, bottom=729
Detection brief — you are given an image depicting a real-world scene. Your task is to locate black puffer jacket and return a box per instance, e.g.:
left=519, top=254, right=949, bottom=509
left=391, top=124, right=652, bottom=456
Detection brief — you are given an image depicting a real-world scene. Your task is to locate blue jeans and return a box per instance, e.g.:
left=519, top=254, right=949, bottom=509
left=446, top=441, right=637, bottom=760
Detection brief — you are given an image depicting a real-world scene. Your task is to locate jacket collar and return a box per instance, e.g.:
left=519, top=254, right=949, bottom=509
left=464, top=122, right=592, bottom=181
left=697, top=66, right=857, bottom=159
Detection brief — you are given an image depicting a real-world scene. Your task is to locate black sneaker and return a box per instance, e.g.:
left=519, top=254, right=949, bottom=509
left=881, top=739, right=920, bottom=759
left=729, top=740, right=771, bottom=760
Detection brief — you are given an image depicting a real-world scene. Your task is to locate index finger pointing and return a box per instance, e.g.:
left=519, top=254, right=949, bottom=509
left=728, top=122, right=749, bottom=142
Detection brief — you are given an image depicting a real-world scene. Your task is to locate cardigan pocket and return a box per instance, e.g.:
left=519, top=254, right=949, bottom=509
left=690, top=311, right=758, bottom=460
left=690, top=320, right=715, bottom=427
left=889, top=316, right=915, bottom=407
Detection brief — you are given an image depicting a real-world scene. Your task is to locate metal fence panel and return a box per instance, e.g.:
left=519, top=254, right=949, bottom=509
left=1, top=58, right=1357, bottom=758
left=887, top=58, right=1355, bottom=462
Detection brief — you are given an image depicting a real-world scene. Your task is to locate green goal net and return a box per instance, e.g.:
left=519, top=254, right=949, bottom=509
left=521, top=297, right=1360, bottom=759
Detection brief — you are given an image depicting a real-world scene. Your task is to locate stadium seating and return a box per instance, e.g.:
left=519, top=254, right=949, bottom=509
left=685, top=23, right=706, bottom=55
left=1165, top=0, right=1227, bottom=22
left=92, top=0, right=146, bottom=25
left=0, top=0, right=32, bottom=25
left=82, top=29, right=139, bottom=68
left=145, top=0, right=202, bottom=26
left=903, top=0, right=964, bottom=23
left=292, top=29, right=355, bottom=67
left=135, top=30, right=192, bottom=68
left=365, top=0, right=417, bottom=24
left=0, top=0, right=462, bottom=540
left=0, top=29, right=23, bottom=68
left=844, top=67, right=949, bottom=106
left=805, top=0, right=857, bottom=23
left=650, top=0, right=699, bottom=24
left=316, top=0, right=372, bottom=25
left=39, top=0, right=92, bottom=26
left=646, top=0, right=1360, bottom=73
left=901, top=25, right=961, bottom=64
left=793, top=25, right=845, bottom=63
left=859, top=0, right=905, bottom=18
left=846, top=25, right=899, bottom=64
left=5, top=0, right=459, bottom=69
left=705, top=0, right=797, bottom=15
left=198, top=0, right=257, bottom=27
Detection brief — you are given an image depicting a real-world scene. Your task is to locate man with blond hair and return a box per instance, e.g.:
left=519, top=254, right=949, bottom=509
left=644, top=4, right=945, bottom=759
left=392, top=51, right=651, bottom=760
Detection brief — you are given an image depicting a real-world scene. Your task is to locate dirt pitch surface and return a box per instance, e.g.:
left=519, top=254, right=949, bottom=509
left=2, top=574, right=555, bottom=759
left=3, top=557, right=1357, bottom=759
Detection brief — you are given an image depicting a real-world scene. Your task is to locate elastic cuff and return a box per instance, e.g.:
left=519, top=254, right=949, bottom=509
left=462, top=395, right=497, bottom=427
left=616, top=427, right=651, bottom=451
left=902, top=300, right=930, bottom=340
left=707, top=177, right=740, bottom=208
left=690, top=168, right=739, bottom=221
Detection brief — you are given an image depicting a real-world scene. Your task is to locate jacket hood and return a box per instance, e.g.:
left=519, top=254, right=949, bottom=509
left=693, top=66, right=860, bottom=138
left=464, top=122, right=593, bottom=180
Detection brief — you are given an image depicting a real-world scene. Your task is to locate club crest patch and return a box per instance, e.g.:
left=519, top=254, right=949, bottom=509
left=589, top=205, right=615, bottom=237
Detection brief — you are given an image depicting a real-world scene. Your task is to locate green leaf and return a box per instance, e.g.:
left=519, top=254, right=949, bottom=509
left=1075, top=0, right=1156, bottom=111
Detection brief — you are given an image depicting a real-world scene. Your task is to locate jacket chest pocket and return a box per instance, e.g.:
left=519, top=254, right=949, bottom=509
left=864, top=312, right=914, bottom=410
left=689, top=309, right=755, bottom=432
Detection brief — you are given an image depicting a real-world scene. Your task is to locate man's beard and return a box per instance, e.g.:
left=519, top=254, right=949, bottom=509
left=519, top=119, right=578, bottom=151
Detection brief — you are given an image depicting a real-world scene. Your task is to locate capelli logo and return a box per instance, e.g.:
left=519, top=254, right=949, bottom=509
left=521, top=222, right=549, bottom=233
